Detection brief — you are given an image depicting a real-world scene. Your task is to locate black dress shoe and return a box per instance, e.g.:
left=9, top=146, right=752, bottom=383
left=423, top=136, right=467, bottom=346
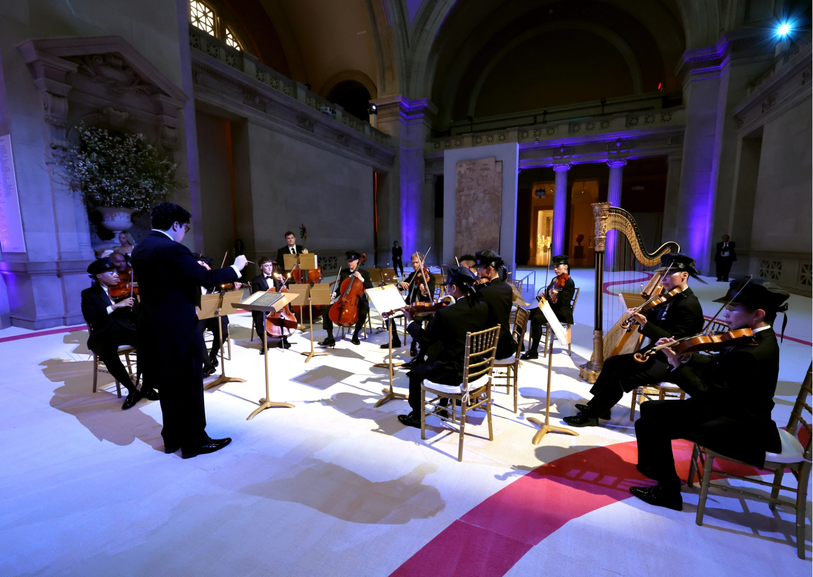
left=520, top=350, right=538, bottom=360
left=164, top=444, right=180, bottom=454
left=319, top=337, right=335, bottom=347
left=409, top=345, right=418, bottom=357
left=278, top=340, right=291, bottom=349
left=181, top=437, right=232, bottom=459
left=401, top=358, right=418, bottom=370
left=563, top=412, right=600, bottom=427
left=122, top=390, right=142, bottom=410
left=203, top=366, right=216, bottom=377
left=258, top=348, right=265, bottom=355
left=210, top=356, right=219, bottom=368
left=141, top=389, right=160, bottom=401
left=575, top=404, right=611, bottom=420
left=397, top=412, right=422, bottom=429
left=350, top=336, right=361, bottom=346
left=381, top=340, right=402, bottom=349
left=629, top=485, right=683, bottom=511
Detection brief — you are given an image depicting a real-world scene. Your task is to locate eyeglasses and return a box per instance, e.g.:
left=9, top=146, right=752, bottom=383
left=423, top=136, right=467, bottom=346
left=182, top=223, right=190, bottom=232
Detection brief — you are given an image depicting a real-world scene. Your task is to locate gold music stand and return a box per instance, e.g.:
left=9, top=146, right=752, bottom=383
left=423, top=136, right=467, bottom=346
left=233, top=291, right=299, bottom=419
left=199, top=291, right=246, bottom=391
left=367, top=285, right=408, bottom=407
left=296, top=283, right=331, bottom=363
left=527, top=298, right=579, bottom=444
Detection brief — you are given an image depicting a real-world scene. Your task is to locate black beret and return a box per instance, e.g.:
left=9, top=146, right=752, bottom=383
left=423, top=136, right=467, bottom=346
left=655, top=252, right=705, bottom=282
left=551, top=254, right=569, bottom=267
left=713, top=278, right=790, bottom=312
left=346, top=250, right=362, bottom=262
left=87, top=257, right=115, bottom=276
left=475, top=249, right=504, bottom=268
left=443, top=266, right=477, bottom=286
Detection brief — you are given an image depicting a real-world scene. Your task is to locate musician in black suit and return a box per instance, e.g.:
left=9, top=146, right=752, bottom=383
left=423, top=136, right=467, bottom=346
left=195, top=256, right=240, bottom=374
left=475, top=250, right=515, bottom=360
left=397, top=267, right=492, bottom=428
left=320, top=250, right=373, bottom=346
left=250, top=256, right=292, bottom=353
left=564, top=253, right=705, bottom=427
left=81, top=258, right=159, bottom=410
left=131, top=203, right=247, bottom=459
left=629, top=279, right=789, bottom=511
left=522, top=254, right=576, bottom=360
left=276, top=231, right=307, bottom=275
left=714, top=234, right=736, bottom=282
left=383, top=251, right=435, bottom=351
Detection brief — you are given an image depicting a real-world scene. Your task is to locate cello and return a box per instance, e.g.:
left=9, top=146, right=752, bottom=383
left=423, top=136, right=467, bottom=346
left=265, top=266, right=298, bottom=338
left=328, top=253, right=367, bottom=327
left=290, top=255, right=323, bottom=322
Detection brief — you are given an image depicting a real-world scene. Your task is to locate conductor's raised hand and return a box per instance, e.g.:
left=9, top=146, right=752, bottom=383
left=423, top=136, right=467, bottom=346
left=233, top=255, right=248, bottom=270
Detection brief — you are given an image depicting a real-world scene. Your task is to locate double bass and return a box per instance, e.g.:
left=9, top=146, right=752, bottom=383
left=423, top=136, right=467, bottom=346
left=290, top=257, right=322, bottom=322
left=328, top=253, right=367, bottom=327
left=265, top=266, right=298, bottom=338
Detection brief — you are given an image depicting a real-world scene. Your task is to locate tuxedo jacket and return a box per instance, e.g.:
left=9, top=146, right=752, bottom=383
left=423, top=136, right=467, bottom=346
left=638, top=288, right=704, bottom=352
left=403, top=269, right=436, bottom=304
left=131, top=231, right=238, bottom=377
left=714, top=241, right=737, bottom=262
left=81, top=283, right=138, bottom=352
left=276, top=245, right=307, bottom=272
left=547, top=274, right=575, bottom=325
left=478, top=278, right=516, bottom=359
left=331, top=267, right=373, bottom=302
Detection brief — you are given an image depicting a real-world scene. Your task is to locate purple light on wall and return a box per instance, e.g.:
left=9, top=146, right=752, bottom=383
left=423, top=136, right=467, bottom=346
left=551, top=164, right=570, bottom=256
left=400, top=163, right=421, bottom=261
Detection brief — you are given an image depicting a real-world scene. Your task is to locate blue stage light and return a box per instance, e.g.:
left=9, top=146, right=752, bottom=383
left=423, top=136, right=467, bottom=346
left=777, top=22, right=792, bottom=37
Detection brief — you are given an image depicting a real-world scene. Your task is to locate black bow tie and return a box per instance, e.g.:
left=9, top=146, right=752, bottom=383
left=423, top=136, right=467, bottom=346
left=265, top=276, right=273, bottom=280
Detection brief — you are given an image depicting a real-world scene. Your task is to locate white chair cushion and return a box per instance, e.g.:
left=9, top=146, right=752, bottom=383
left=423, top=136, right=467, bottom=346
left=423, top=379, right=462, bottom=395
left=764, top=428, right=805, bottom=464
left=493, top=354, right=516, bottom=366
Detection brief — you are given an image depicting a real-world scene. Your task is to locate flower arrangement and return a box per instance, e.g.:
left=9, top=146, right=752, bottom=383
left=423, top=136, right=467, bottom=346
left=58, top=124, right=179, bottom=212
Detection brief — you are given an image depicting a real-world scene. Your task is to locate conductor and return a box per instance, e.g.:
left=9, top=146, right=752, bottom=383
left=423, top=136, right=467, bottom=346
left=131, top=203, right=247, bottom=459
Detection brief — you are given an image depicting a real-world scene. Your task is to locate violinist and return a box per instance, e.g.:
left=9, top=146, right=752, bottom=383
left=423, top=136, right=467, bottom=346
left=196, top=256, right=242, bottom=374
left=250, top=257, right=292, bottom=353
left=459, top=254, right=477, bottom=276
left=81, top=257, right=159, bottom=410
left=276, top=231, right=308, bottom=276
left=397, top=266, right=491, bottom=428
left=564, top=253, right=704, bottom=427
left=475, top=250, right=515, bottom=360
left=382, top=252, right=435, bottom=352
left=522, top=254, right=575, bottom=360
left=630, top=279, right=789, bottom=511
left=320, top=250, right=373, bottom=346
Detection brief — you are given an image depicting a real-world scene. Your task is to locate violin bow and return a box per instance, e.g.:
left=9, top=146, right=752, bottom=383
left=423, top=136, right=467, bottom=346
left=702, top=275, right=753, bottom=333
left=220, top=251, right=228, bottom=269
left=631, top=262, right=674, bottom=314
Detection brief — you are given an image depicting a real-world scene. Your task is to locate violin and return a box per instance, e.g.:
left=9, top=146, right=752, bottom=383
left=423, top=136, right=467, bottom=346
left=328, top=253, right=367, bottom=327
left=108, top=268, right=138, bottom=301
left=383, top=294, right=456, bottom=320
left=265, top=269, right=298, bottom=338
left=546, top=273, right=570, bottom=304
left=621, top=286, right=684, bottom=331
left=633, top=328, right=756, bottom=363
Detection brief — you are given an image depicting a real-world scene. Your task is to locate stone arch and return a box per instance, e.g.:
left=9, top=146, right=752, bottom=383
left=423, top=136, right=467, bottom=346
left=319, top=70, right=378, bottom=101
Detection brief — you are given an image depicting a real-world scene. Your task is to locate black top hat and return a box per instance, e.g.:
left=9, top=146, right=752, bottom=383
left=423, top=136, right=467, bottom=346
left=551, top=254, right=569, bottom=267
left=655, top=252, right=705, bottom=282
left=87, top=257, right=115, bottom=277
left=345, top=250, right=362, bottom=262
left=475, top=249, right=504, bottom=268
left=443, top=266, right=477, bottom=286
left=713, top=278, right=790, bottom=312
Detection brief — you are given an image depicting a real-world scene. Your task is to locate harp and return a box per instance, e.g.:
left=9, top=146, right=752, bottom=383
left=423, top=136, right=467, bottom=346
left=579, top=202, right=680, bottom=383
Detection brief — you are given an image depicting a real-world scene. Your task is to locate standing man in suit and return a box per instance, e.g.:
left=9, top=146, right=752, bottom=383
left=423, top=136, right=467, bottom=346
left=276, top=231, right=307, bottom=276
left=475, top=250, right=515, bottom=360
left=397, top=266, right=492, bottom=428
left=714, top=234, right=736, bottom=282
left=320, top=250, right=373, bottom=346
left=392, top=241, right=404, bottom=277
left=131, top=203, right=247, bottom=459
left=522, top=254, right=576, bottom=360
left=563, top=253, right=705, bottom=427
left=81, top=257, right=159, bottom=410
left=629, top=279, right=789, bottom=511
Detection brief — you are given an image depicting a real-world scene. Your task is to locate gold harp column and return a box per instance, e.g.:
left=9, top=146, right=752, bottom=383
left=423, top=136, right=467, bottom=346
left=578, top=202, right=610, bottom=383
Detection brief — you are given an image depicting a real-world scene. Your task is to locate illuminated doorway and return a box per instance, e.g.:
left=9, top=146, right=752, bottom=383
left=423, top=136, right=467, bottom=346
left=532, top=209, right=553, bottom=266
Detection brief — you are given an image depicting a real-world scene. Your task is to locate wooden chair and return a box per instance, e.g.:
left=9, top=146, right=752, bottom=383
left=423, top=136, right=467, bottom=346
left=540, top=286, right=580, bottom=356
left=492, top=307, right=530, bottom=413
left=687, top=362, right=812, bottom=559
left=90, top=325, right=137, bottom=399
left=421, top=325, right=501, bottom=461
left=629, top=320, right=730, bottom=420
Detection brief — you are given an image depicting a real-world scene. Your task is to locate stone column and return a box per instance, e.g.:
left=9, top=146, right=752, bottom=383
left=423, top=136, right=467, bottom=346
left=605, top=159, right=626, bottom=267
left=552, top=163, right=571, bottom=256
left=661, top=153, right=682, bottom=243
left=370, top=96, right=437, bottom=265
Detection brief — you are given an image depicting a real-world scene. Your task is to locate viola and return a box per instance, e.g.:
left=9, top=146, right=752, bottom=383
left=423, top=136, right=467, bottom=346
left=621, top=286, right=683, bottom=331
left=633, top=328, right=756, bottom=363
left=265, top=272, right=298, bottom=338
left=328, top=253, right=367, bottom=327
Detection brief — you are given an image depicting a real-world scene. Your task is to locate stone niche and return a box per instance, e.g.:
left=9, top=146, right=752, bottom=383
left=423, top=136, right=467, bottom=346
left=7, top=36, right=187, bottom=328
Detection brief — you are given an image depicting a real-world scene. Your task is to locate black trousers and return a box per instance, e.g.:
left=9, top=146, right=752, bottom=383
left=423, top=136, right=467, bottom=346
left=407, top=360, right=459, bottom=413
left=158, top=351, right=208, bottom=449
left=199, top=317, right=229, bottom=365
left=393, top=257, right=404, bottom=277
left=93, top=325, right=139, bottom=395
left=323, top=299, right=369, bottom=337
left=715, top=259, right=733, bottom=281
left=584, top=352, right=673, bottom=417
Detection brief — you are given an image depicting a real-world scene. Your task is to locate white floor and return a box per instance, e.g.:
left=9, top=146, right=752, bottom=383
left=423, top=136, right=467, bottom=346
left=0, top=269, right=810, bottom=576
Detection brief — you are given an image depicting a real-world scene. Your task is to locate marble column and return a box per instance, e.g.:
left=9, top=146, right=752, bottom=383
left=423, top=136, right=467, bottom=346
left=605, top=159, right=626, bottom=268
left=370, top=96, right=437, bottom=265
left=552, top=163, right=571, bottom=256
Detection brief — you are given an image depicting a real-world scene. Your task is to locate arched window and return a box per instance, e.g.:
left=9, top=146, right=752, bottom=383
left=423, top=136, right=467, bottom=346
left=189, top=0, right=244, bottom=52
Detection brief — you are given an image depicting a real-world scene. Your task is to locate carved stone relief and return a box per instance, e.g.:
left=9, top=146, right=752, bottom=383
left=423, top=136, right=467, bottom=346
left=454, top=157, right=502, bottom=257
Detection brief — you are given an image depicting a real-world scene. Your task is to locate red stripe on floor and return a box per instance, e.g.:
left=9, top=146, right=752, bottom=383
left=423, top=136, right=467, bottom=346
left=390, top=439, right=756, bottom=577
left=0, top=325, right=85, bottom=344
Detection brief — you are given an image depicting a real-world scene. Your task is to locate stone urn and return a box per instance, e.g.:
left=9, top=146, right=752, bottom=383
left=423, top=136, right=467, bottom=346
left=96, top=206, right=136, bottom=242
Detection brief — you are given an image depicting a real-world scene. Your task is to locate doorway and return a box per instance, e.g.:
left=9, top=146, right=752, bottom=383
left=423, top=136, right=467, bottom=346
left=532, top=209, right=553, bottom=266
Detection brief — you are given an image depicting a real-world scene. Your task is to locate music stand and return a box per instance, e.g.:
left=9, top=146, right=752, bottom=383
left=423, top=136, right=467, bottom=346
left=295, top=283, right=331, bottom=363
left=233, top=291, right=298, bottom=419
left=199, top=291, right=246, bottom=391
left=527, top=298, right=579, bottom=444
left=367, top=285, right=408, bottom=407
left=285, top=252, right=320, bottom=327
